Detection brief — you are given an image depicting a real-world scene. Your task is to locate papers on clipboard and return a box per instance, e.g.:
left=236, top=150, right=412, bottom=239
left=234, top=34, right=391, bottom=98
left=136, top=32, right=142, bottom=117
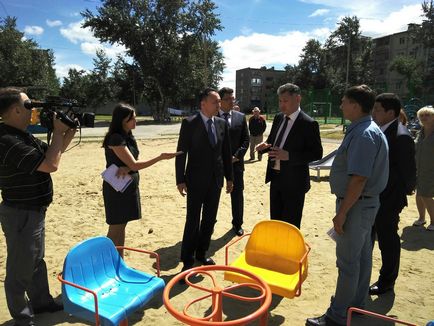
left=101, top=164, right=132, bottom=192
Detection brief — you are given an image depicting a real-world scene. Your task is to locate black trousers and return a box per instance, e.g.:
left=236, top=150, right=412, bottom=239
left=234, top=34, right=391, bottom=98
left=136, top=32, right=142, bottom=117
left=269, top=172, right=305, bottom=229
left=373, top=204, right=402, bottom=288
left=230, top=168, right=244, bottom=228
left=181, top=180, right=221, bottom=265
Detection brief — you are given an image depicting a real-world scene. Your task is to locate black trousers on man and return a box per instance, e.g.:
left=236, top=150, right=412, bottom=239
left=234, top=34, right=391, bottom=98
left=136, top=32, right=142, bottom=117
left=373, top=205, right=402, bottom=288
left=180, top=180, right=221, bottom=266
left=230, top=169, right=244, bottom=228
left=269, top=172, right=305, bottom=229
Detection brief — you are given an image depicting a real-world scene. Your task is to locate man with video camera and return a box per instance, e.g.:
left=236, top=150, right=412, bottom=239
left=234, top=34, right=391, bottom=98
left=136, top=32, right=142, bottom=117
left=0, top=87, right=76, bottom=326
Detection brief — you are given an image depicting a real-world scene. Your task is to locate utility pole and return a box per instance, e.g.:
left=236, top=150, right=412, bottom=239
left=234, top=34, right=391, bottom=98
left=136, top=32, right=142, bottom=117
left=345, top=36, right=351, bottom=89
left=202, top=11, right=208, bottom=88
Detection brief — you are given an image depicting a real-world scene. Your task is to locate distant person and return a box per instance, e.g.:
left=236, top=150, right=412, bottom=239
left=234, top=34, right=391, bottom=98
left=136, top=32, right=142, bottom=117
left=176, top=88, right=233, bottom=272
left=369, top=93, right=416, bottom=296
left=233, top=104, right=240, bottom=112
left=307, top=85, right=389, bottom=326
left=399, top=108, right=408, bottom=126
left=248, top=107, right=267, bottom=161
left=218, top=87, right=249, bottom=236
left=412, top=106, right=434, bottom=230
left=102, top=103, right=177, bottom=257
left=256, top=83, right=322, bottom=229
left=0, top=87, right=77, bottom=325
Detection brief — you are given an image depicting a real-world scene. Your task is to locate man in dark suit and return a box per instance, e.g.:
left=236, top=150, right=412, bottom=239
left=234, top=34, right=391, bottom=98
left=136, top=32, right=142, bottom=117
left=218, top=87, right=249, bottom=236
left=369, top=93, right=416, bottom=295
left=256, top=83, right=322, bottom=228
left=176, top=88, right=233, bottom=272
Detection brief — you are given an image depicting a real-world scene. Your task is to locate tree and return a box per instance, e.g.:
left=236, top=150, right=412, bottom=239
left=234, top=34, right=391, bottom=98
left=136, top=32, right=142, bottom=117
left=414, top=0, right=434, bottom=96
left=111, top=57, right=144, bottom=105
left=0, top=16, right=60, bottom=97
left=82, top=0, right=224, bottom=120
left=294, top=39, right=327, bottom=90
left=324, top=16, right=373, bottom=94
left=87, top=49, right=115, bottom=108
left=389, top=55, right=424, bottom=97
left=60, top=69, right=91, bottom=106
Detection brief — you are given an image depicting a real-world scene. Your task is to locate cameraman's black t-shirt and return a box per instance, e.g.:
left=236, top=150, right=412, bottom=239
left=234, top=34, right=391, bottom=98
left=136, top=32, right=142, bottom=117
left=0, top=123, right=53, bottom=207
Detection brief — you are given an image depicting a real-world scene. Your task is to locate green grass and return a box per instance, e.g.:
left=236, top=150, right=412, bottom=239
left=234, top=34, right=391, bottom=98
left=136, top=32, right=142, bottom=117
left=320, top=129, right=345, bottom=140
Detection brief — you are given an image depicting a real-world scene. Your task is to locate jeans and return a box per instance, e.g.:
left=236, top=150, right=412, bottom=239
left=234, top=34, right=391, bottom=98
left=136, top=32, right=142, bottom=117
left=326, top=197, right=380, bottom=325
left=0, top=203, right=53, bottom=326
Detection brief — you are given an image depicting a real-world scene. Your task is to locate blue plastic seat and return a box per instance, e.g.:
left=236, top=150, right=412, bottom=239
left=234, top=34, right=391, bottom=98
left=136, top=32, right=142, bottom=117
left=58, top=236, right=165, bottom=326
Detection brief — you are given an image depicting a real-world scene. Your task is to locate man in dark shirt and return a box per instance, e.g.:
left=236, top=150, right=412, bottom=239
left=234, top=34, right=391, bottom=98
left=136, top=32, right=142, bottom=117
left=0, top=87, right=76, bottom=326
left=248, top=107, right=267, bottom=161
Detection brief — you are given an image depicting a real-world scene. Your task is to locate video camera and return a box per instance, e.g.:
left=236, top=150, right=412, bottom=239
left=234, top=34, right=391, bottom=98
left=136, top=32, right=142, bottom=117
left=24, top=96, right=95, bottom=131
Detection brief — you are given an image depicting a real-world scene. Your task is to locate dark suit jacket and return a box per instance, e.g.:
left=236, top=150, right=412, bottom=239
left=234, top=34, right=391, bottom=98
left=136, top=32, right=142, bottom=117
left=176, top=113, right=233, bottom=190
left=220, top=111, right=250, bottom=172
left=380, top=120, right=416, bottom=211
left=265, top=111, right=323, bottom=194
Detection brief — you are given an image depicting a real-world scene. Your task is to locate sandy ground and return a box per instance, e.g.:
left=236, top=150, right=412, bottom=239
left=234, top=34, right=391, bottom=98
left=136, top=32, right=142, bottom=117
left=0, top=134, right=433, bottom=326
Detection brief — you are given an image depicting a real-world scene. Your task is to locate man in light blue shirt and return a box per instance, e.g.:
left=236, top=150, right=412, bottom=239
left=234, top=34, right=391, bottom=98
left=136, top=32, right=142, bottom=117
left=307, top=85, right=389, bottom=326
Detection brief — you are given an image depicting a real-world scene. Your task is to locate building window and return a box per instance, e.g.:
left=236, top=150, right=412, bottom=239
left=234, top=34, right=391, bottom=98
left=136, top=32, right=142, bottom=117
left=251, top=78, right=262, bottom=86
left=395, top=81, right=402, bottom=90
left=399, top=37, right=405, bottom=45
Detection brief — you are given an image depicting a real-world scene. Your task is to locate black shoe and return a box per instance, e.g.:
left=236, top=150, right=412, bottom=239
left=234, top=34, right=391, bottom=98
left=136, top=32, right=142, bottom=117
left=369, top=282, right=394, bottom=295
left=232, top=226, right=244, bottom=236
left=178, top=263, right=194, bottom=284
left=196, top=256, right=216, bottom=265
left=33, top=301, right=63, bottom=314
left=306, top=314, right=344, bottom=326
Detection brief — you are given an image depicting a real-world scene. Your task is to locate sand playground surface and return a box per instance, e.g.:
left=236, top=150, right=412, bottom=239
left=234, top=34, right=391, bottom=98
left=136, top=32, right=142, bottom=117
left=0, top=130, right=433, bottom=326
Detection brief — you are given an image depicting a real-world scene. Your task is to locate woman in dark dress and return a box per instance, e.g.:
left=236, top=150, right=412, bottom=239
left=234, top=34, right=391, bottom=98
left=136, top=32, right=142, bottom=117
left=102, top=103, right=177, bottom=257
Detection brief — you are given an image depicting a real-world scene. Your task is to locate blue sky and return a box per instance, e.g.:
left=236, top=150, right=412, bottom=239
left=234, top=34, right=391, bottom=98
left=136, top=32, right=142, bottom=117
left=1, top=0, right=425, bottom=89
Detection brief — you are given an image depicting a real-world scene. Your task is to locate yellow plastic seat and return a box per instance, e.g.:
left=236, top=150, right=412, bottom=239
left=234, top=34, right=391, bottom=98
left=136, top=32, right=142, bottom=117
left=224, top=220, right=310, bottom=298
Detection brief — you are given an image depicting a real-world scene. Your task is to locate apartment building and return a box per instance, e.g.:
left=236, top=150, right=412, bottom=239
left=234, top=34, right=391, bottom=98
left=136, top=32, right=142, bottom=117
left=373, top=24, right=433, bottom=102
left=235, top=67, right=286, bottom=113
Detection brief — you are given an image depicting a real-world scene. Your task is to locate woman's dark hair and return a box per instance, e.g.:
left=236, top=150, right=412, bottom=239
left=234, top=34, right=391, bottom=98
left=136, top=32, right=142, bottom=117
left=102, top=103, right=135, bottom=147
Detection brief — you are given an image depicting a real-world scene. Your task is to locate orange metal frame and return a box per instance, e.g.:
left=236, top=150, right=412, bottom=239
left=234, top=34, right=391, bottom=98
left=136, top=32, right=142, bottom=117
left=224, top=233, right=311, bottom=297
left=346, top=307, right=418, bottom=326
left=57, top=246, right=161, bottom=326
left=163, top=265, right=273, bottom=326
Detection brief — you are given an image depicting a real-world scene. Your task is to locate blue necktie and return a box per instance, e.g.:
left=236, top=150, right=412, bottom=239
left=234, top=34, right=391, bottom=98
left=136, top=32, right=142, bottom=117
left=222, top=112, right=229, bottom=121
left=207, top=119, right=216, bottom=147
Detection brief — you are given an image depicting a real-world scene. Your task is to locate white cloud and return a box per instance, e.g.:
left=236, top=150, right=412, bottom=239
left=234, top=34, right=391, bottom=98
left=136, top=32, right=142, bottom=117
left=240, top=26, right=253, bottom=35
left=80, top=42, right=127, bottom=60
left=219, top=29, right=331, bottom=89
left=309, top=9, right=330, bottom=17
left=46, top=19, right=62, bottom=27
left=55, top=63, right=87, bottom=80
left=60, top=21, right=97, bottom=44
left=60, top=20, right=128, bottom=60
left=360, top=4, right=423, bottom=37
left=24, top=25, right=44, bottom=36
